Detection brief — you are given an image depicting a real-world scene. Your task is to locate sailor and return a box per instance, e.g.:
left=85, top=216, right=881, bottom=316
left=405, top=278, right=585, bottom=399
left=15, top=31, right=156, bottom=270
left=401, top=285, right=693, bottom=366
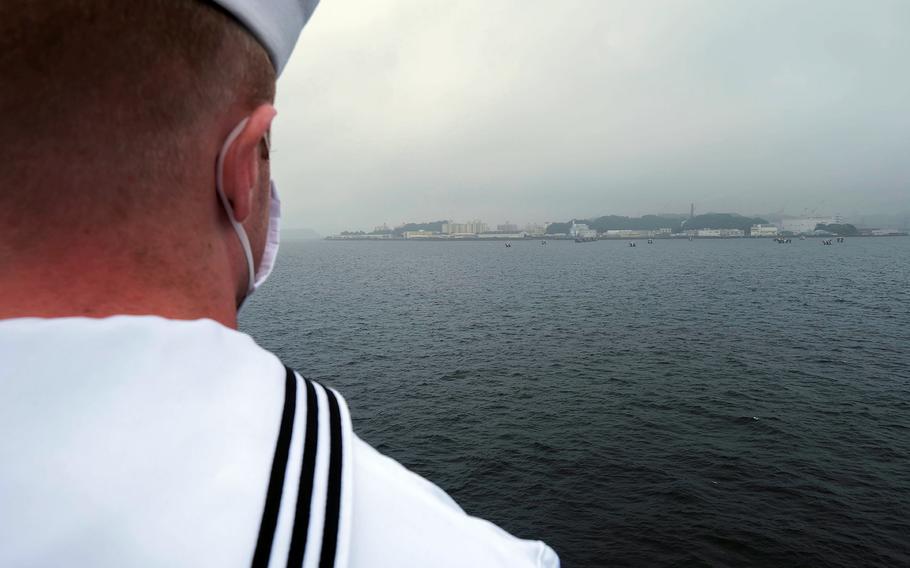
left=0, top=1, right=559, bottom=566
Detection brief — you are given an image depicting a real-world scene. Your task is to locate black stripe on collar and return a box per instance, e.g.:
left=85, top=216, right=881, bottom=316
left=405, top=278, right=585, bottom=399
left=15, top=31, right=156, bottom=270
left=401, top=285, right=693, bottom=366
left=251, top=366, right=297, bottom=568
left=318, top=386, right=344, bottom=568
left=287, top=376, right=320, bottom=566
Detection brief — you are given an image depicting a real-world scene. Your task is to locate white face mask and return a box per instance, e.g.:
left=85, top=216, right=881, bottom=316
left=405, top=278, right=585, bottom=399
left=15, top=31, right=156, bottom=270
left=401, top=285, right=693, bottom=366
left=215, top=117, right=281, bottom=303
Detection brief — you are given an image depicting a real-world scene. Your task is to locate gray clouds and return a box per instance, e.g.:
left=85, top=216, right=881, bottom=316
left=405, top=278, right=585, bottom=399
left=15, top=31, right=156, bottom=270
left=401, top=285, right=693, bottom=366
left=271, top=0, right=910, bottom=234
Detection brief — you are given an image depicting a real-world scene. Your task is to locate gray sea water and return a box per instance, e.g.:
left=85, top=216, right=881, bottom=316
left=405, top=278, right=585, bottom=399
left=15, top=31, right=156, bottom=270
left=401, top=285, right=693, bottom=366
left=240, top=237, right=910, bottom=567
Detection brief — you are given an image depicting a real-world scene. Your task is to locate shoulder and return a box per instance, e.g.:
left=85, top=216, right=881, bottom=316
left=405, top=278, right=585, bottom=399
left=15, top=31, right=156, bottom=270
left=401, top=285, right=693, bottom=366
left=0, top=315, right=282, bottom=376
left=348, top=436, right=559, bottom=568
left=0, top=316, right=288, bottom=567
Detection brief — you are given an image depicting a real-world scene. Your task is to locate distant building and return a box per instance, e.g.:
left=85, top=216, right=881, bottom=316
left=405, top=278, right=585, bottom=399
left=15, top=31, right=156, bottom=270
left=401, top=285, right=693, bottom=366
left=867, top=228, right=906, bottom=236
left=524, top=223, right=547, bottom=236
left=568, top=222, right=588, bottom=237
left=403, top=230, right=436, bottom=239
left=779, top=217, right=839, bottom=234
left=497, top=222, right=519, bottom=232
left=477, top=232, right=527, bottom=239
left=697, top=228, right=744, bottom=237
left=604, top=229, right=650, bottom=239
left=569, top=223, right=597, bottom=239
left=750, top=224, right=779, bottom=237
left=442, top=220, right=488, bottom=235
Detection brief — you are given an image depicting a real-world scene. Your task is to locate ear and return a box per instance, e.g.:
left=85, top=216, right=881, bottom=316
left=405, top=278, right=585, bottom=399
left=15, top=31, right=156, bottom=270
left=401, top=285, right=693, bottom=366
left=221, top=104, right=277, bottom=223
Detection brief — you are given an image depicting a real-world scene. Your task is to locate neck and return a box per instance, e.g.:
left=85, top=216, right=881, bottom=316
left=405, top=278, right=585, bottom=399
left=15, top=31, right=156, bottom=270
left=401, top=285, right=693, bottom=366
left=0, top=231, right=242, bottom=329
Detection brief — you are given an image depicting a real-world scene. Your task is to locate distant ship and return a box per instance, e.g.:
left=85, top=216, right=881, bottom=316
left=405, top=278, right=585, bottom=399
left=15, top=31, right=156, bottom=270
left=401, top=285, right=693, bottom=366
left=574, top=236, right=596, bottom=243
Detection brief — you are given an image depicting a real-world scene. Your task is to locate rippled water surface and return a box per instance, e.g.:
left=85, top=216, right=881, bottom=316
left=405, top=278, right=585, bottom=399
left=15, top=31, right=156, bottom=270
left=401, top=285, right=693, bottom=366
left=241, top=237, right=910, bottom=567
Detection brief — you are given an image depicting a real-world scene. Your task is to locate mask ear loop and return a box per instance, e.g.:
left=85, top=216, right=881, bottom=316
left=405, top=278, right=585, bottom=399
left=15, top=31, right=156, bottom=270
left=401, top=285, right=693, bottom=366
left=215, top=117, right=257, bottom=295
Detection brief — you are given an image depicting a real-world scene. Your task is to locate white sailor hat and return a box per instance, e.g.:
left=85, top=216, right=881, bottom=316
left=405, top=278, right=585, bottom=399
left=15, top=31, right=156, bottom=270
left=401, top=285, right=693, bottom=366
left=209, top=0, right=321, bottom=75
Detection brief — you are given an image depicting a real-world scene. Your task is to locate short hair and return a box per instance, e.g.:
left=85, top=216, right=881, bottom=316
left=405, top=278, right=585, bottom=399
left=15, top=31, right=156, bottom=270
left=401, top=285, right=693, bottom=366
left=0, top=0, right=276, bottom=225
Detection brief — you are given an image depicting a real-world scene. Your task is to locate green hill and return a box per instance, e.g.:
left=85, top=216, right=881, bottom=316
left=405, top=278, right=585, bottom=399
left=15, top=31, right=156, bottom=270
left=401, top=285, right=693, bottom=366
left=545, top=213, right=766, bottom=234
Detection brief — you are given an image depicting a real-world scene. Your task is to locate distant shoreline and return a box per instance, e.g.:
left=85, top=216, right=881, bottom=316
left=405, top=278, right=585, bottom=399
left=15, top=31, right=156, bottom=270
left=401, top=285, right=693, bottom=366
left=323, top=233, right=908, bottom=242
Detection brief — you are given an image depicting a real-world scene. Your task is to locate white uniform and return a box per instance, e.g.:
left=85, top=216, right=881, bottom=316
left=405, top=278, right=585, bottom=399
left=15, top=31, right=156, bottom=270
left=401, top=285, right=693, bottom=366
left=0, top=316, right=559, bottom=567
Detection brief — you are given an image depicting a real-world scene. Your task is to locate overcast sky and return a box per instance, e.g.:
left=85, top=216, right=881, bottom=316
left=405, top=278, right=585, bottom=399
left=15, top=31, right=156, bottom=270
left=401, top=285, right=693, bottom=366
left=272, top=0, right=909, bottom=234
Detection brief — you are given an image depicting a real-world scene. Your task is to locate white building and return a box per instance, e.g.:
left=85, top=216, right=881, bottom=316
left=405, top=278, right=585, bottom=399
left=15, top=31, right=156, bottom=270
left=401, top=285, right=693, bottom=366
left=442, top=220, right=488, bottom=235
left=750, top=224, right=779, bottom=237
left=576, top=229, right=598, bottom=239
left=524, top=223, right=547, bottom=236
left=569, top=222, right=591, bottom=237
left=604, top=229, right=651, bottom=239
left=477, top=232, right=527, bottom=239
left=779, top=217, right=839, bottom=234
left=403, top=230, right=436, bottom=239
left=693, top=228, right=744, bottom=238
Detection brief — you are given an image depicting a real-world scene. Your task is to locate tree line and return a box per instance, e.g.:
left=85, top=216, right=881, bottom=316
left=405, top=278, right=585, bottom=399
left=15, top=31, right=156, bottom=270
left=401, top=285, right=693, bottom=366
left=545, top=213, right=769, bottom=234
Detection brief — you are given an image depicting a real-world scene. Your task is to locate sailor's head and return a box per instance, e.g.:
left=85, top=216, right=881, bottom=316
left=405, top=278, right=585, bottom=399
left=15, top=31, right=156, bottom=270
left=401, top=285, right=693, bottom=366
left=0, top=0, right=318, bottom=322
